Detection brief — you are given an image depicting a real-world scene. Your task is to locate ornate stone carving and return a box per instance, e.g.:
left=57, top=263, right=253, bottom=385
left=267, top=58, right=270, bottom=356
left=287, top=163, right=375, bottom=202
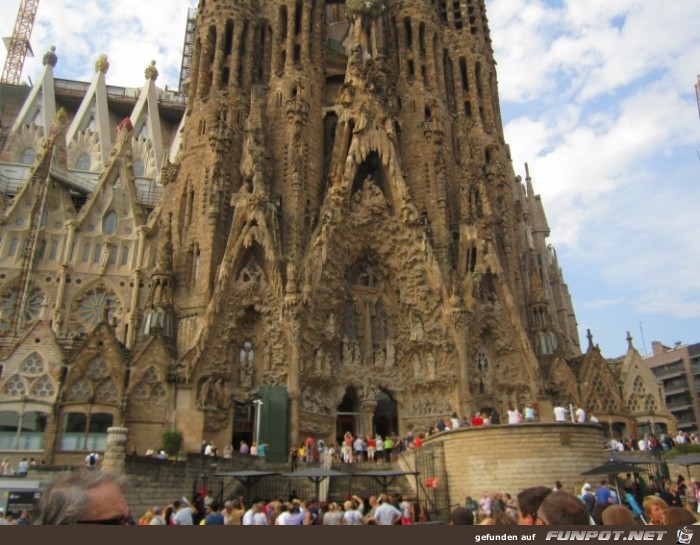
left=239, top=341, right=254, bottom=389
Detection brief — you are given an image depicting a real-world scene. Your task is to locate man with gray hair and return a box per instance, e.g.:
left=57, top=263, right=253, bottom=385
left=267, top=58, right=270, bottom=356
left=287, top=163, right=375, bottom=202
left=33, top=468, right=130, bottom=525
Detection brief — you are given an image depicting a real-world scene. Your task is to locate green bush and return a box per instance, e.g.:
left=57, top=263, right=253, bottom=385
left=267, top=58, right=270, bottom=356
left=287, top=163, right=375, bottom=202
left=666, top=443, right=700, bottom=458
left=161, top=429, right=183, bottom=456
left=346, top=0, right=384, bottom=17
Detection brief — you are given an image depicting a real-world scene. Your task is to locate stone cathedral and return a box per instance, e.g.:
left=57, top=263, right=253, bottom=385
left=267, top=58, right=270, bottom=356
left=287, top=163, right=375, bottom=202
left=0, top=1, right=674, bottom=463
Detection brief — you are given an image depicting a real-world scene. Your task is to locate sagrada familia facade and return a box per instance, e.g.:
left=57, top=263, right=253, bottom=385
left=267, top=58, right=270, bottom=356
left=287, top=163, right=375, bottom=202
left=0, top=0, right=674, bottom=462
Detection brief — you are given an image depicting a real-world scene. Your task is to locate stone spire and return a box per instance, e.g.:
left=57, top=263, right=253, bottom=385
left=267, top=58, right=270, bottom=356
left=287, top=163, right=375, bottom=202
left=586, top=329, right=595, bottom=353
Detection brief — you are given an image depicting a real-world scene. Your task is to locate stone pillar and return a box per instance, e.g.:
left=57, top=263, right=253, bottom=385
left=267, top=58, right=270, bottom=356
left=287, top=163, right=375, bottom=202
left=361, top=400, right=378, bottom=438
left=102, top=427, right=128, bottom=475
left=537, top=398, right=554, bottom=423
left=288, top=335, right=301, bottom=448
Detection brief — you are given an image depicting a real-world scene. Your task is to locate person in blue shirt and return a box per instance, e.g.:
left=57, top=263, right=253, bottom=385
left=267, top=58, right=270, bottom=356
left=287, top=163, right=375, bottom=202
left=595, top=480, right=613, bottom=506
left=205, top=502, right=225, bottom=525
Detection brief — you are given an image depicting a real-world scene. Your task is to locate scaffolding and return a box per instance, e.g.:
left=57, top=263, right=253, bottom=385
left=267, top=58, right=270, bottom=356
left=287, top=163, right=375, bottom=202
left=1, top=0, right=39, bottom=85
left=9, top=123, right=57, bottom=336
left=178, top=8, right=198, bottom=96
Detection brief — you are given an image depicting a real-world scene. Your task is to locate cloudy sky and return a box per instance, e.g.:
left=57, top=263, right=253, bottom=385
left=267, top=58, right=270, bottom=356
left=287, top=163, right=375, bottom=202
left=1, top=0, right=698, bottom=358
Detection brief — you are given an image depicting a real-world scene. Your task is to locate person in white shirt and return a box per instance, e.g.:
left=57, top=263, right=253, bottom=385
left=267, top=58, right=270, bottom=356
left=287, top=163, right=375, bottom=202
left=638, top=436, right=648, bottom=451
left=172, top=498, right=195, bottom=525
left=371, top=495, right=401, bottom=525
left=553, top=405, right=568, bottom=422
left=507, top=405, right=522, bottom=424
left=575, top=406, right=586, bottom=423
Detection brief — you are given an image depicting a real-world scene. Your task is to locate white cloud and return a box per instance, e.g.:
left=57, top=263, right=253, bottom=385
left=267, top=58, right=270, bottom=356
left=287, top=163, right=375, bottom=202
left=0, top=0, right=195, bottom=89
left=489, top=0, right=700, bottom=353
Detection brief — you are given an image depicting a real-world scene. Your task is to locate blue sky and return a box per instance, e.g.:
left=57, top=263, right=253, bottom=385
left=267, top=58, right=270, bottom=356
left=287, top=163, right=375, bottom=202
left=1, top=0, right=699, bottom=358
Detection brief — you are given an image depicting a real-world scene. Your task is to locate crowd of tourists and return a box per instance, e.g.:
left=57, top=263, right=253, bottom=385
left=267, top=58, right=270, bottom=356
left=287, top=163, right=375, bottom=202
left=5, top=462, right=700, bottom=525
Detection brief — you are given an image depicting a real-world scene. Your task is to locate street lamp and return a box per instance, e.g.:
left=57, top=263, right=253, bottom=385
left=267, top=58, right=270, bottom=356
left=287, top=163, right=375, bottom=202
left=253, top=399, right=263, bottom=446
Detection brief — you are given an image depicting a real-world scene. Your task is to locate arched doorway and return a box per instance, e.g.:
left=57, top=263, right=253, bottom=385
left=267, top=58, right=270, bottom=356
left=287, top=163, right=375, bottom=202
left=373, top=390, right=398, bottom=438
left=336, top=388, right=360, bottom=443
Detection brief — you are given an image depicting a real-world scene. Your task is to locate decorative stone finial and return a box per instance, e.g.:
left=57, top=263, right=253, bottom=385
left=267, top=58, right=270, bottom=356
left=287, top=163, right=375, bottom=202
left=626, top=331, right=634, bottom=350
left=145, top=60, right=159, bottom=81
left=95, top=54, right=110, bottom=74
left=43, top=46, right=58, bottom=67
left=586, top=329, right=594, bottom=351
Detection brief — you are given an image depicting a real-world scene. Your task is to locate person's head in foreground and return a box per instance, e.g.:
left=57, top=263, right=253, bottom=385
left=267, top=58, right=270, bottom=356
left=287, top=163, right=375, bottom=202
left=33, top=468, right=129, bottom=525
left=601, top=505, right=636, bottom=525
left=449, top=507, right=474, bottom=525
left=517, top=486, right=552, bottom=525
left=663, top=507, right=698, bottom=526
left=535, top=491, right=590, bottom=525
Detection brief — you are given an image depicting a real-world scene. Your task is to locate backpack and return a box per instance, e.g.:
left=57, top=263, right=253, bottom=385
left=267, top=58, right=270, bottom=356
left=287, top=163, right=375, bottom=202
left=88, top=453, right=97, bottom=466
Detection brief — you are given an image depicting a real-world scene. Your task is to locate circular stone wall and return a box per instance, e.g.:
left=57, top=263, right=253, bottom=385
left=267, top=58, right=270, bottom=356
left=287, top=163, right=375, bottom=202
left=423, top=422, right=606, bottom=500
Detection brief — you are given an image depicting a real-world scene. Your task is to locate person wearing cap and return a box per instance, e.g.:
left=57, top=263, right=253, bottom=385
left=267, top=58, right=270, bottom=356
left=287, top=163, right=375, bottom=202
left=150, top=507, right=165, bottom=525
left=579, top=483, right=596, bottom=516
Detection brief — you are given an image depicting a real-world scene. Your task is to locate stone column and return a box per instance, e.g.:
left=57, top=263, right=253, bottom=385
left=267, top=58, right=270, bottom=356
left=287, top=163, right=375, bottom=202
left=537, top=398, right=554, bottom=423
left=287, top=317, right=302, bottom=448
left=102, top=427, right=128, bottom=475
left=361, top=400, right=378, bottom=438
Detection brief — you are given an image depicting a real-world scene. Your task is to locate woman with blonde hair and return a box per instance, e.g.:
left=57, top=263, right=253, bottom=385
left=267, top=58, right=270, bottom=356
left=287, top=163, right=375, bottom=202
left=323, top=502, right=343, bottom=525
left=642, top=495, right=669, bottom=525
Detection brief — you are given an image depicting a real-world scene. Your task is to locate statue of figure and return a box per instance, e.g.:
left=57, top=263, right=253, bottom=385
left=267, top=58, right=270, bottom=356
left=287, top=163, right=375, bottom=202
left=315, top=347, right=325, bottom=373
left=426, top=353, right=437, bottom=380
left=240, top=341, right=254, bottom=389
left=213, top=377, right=230, bottom=410
left=374, top=347, right=385, bottom=367
left=385, top=340, right=396, bottom=368
left=410, top=313, right=424, bottom=342
left=351, top=341, right=361, bottom=367
left=359, top=378, right=377, bottom=400
left=197, top=377, right=215, bottom=409
left=413, top=353, right=423, bottom=377
left=342, top=336, right=353, bottom=367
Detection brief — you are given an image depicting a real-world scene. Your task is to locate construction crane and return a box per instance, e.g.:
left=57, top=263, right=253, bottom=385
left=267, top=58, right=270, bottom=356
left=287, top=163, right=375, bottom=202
left=1, top=0, right=39, bottom=85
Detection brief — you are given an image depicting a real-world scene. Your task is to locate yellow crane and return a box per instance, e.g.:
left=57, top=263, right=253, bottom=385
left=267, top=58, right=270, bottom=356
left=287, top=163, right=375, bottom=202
left=1, top=0, right=39, bottom=85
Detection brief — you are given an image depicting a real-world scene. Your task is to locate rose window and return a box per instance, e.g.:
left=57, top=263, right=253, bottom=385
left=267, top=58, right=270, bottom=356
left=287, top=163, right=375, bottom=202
left=0, top=286, right=44, bottom=332
left=77, top=290, right=117, bottom=326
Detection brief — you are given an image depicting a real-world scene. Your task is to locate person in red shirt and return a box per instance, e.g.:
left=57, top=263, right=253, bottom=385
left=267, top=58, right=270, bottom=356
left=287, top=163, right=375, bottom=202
left=414, top=435, right=423, bottom=448
left=471, top=412, right=484, bottom=427
left=367, top=436, right=376, bottom=462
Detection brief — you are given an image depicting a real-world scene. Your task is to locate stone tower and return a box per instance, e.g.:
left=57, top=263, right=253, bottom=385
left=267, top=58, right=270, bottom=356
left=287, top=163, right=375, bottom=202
left=156, top=0, right=582, bottom=448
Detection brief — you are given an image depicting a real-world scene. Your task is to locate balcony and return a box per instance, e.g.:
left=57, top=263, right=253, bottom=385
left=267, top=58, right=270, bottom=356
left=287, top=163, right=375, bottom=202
left=653, top=363, right=686, bottom=380
left=664, top=384, right=689, bottom=396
